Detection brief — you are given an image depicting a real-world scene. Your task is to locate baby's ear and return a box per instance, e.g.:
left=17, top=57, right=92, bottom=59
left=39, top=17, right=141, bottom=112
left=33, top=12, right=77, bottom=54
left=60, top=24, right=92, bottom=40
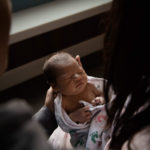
left=51, top=83, right=60, bottom=93
left=75, top=55, right=82, bottom=66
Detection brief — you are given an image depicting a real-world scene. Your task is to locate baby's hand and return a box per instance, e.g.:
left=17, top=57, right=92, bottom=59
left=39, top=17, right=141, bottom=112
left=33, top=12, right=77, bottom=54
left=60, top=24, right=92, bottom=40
left=92, top=96, right=105, bottom=106
left=69, top=106, right=92, bottom=123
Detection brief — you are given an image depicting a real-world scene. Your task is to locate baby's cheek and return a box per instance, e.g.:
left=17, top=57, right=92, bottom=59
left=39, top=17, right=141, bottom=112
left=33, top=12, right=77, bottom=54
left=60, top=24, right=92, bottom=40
left=84, top=76, right=88, bottom=83
left=67, top=84, right=75, bottom=91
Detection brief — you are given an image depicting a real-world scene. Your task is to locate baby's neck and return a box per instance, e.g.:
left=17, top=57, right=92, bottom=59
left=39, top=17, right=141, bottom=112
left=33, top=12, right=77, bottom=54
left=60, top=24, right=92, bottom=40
left=61, top=83, right=98, bottom=113
left=62, top=83, right=92, bottom=102
left=62, top=92, right=84, bottom=102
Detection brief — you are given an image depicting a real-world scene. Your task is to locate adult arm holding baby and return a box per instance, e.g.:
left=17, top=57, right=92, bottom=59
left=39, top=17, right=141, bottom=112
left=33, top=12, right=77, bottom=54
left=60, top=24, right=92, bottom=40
left=34, top=52, right=104, bottom=138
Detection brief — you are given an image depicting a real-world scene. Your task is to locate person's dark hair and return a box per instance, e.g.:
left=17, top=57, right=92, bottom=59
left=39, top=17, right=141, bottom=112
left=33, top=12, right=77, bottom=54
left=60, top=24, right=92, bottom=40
left=43, top=51, right=73, bottom=85
left=103, top=0, right=150, bottom=149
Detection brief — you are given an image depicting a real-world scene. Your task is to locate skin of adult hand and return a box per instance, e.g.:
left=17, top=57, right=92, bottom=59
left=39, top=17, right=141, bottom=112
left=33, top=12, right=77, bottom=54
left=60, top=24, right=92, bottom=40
left=69, top=106, right=92, bottom=123
left=44, top=86, right=57, bottom=112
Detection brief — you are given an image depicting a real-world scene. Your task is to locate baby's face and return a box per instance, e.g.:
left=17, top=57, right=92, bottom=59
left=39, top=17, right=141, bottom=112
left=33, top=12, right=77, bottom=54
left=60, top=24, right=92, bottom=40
left=55, top=58, right=87, bottom=96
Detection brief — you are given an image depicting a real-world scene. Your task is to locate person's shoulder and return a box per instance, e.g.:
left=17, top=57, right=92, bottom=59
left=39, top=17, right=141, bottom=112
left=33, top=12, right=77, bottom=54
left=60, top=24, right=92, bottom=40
left=87, top=75, right=105, bottom=81
left=0, top=99, right=51, bottom=150
left=0, top=99, right=33, bottom=121
left=0, top=99, right=33, bottom=133
left=87, top=75, right=105, bottom=91
left=122, top=125, right=150, bottom=150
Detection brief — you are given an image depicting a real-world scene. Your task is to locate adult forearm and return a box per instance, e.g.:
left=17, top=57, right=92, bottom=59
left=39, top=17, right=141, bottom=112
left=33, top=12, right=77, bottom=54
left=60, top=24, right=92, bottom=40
left=33, top=106, right=57, bottom=137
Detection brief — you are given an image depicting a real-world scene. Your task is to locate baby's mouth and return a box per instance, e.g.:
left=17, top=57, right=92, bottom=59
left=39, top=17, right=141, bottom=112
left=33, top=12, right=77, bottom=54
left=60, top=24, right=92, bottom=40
left=76, top=82, right=84, bottom=88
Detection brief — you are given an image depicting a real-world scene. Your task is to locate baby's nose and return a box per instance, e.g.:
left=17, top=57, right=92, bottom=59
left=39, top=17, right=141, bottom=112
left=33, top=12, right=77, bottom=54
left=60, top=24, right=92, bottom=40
left=73, top=73, right=81, bottom=80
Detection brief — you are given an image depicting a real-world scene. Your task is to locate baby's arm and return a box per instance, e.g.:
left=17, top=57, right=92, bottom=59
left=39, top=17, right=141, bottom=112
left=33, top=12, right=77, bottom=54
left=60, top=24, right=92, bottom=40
left=92, top=84, right=105, bottom=106
left=69, top=106, right=92, bottom=123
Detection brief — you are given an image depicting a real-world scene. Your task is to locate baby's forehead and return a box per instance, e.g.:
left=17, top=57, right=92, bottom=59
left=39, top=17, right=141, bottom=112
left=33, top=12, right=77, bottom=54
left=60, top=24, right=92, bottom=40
left=54, top=65, right=73, bottom=80
left=55, top=61, right=80, bottom=77
left=55, top=59, right=77, bottom=73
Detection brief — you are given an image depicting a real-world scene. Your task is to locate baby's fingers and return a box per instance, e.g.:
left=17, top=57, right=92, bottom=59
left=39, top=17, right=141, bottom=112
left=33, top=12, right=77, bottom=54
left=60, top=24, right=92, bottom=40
left=82, top=106, right=90, bottom=111
left=92, top=97, right=105, bottom=106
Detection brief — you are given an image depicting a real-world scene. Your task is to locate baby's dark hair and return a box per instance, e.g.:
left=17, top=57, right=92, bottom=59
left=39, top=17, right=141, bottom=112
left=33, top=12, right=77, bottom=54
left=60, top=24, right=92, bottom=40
left=43, top=51, right=74, bottom=85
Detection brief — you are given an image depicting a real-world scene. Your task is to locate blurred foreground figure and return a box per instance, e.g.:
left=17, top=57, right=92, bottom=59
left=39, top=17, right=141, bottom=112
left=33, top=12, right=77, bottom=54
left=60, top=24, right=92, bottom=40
left=103, top=0, right=150, bottom=150
left=0, top=1, right=52, bottom=150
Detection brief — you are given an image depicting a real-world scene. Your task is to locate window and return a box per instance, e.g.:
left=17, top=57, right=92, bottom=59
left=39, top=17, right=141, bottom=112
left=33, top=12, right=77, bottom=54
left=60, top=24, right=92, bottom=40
left=11, top=0, right=54, bottom=12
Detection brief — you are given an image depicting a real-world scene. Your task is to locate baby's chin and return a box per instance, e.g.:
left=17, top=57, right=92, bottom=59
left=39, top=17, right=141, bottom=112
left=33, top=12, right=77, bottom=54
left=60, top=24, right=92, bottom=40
left=67, top=87, right=86, bottom=96
left=75, top=83, right=87, bottom=94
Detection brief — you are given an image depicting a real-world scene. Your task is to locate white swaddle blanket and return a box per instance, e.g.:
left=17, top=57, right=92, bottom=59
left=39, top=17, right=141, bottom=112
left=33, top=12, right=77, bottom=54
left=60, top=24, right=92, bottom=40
left=49, top=76, right=107, bottom=149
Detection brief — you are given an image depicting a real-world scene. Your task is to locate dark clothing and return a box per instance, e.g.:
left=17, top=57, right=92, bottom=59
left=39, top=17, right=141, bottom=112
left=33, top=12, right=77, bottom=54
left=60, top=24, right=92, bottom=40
left=33, top=106, right=57, bottom=137
left=0, top=99, right=53, bottom=150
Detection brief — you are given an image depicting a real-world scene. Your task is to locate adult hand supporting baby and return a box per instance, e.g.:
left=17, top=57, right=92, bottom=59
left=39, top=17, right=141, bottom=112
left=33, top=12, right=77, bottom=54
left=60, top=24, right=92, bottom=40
left=44, top=86, right=57, bottom=112
left=69, top=106, right=92, bottom=123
